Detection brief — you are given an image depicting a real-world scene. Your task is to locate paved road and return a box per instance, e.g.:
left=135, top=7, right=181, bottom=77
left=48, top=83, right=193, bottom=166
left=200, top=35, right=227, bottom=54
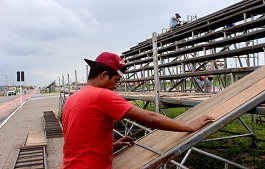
left=0, top=89, right=34, bottom=104
left=0, top=89, right=36, bottom=124
left=0, top=95, right=20, bottom=105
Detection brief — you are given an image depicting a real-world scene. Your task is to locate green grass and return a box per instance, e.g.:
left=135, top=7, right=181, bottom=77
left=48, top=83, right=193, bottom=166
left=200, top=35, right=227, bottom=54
left=175, top=114, right=265, bottom=169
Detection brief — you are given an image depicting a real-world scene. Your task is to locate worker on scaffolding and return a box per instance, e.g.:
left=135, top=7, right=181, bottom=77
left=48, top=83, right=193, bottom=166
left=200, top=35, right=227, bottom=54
left=61, top=52, right=215, bottom=169
left=169, top=13, right=182, bottom=29
left=198, top=76, right=205, bottom=90
left=205, top=75, right=214, bottom=93
left=190, top=76, right=204, bottom=92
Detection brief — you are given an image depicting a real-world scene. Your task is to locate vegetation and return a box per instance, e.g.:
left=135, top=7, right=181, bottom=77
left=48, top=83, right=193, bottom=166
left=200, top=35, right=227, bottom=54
left=173, top=114, right=265, bottom=169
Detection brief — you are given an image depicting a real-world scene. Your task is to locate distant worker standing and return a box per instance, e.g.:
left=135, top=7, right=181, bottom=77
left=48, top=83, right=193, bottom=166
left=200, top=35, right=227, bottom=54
left=61, top=52, right=215, bottom=169
left=169, top=13, right=181, bottom=28
left=205, top=75, right=214, bottom=93
left=198, top=76, right=205, bottom=89
left=195, top=76, right=204, bottom=92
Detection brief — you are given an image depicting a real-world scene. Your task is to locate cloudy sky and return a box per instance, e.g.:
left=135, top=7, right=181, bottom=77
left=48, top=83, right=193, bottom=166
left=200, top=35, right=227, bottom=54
left=0, top=0, right=241, bottom=87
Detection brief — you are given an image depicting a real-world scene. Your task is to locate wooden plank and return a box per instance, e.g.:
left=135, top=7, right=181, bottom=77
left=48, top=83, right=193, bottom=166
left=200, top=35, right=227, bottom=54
left=150, top=78, right=265, bottom=152
left=24, top=131, right=47, bottom=147
left=117, top=92, right=212, bottom=104
left=124, top=67, right=259, bottom=80
left=113, top=66, right=265, bottom=169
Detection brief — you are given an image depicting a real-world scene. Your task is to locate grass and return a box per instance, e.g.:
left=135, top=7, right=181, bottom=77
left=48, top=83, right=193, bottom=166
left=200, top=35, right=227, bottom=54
left=172, top=114, right=265, bottom=169
left=115, top=101, right=265, bottom=168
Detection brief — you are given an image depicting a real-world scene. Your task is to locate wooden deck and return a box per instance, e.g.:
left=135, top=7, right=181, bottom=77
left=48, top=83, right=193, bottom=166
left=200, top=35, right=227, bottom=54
left=117, top=92, right=214, bottom=107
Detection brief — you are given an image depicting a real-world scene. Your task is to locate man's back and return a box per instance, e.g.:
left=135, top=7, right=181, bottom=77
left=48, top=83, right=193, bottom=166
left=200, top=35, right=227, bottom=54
left=61, top=86, right=132, bottom=169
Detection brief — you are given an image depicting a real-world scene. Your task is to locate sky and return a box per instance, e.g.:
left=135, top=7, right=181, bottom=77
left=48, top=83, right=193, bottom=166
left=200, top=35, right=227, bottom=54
left=0, top=0, right=243, bottom=87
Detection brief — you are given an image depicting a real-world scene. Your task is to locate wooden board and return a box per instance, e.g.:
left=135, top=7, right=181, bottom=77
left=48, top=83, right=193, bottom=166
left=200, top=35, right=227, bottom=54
left=113, top=66, right=265, bottom=169
left=24, top=131, right=47, bottom=147
left=117, top=92, right=213, bottom=107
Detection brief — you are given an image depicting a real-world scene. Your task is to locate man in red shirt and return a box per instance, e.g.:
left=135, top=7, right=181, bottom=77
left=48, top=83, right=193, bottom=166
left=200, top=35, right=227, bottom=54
left=61, top=52, right=215, bottom=169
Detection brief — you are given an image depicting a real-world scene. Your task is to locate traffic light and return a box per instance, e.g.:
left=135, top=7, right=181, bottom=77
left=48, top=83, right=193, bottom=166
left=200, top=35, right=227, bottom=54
left=17, top=71, right=25, bottom=82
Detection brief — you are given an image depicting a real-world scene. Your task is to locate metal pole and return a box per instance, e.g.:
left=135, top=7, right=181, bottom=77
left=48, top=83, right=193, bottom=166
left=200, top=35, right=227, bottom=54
left=58, top=77, right=61, bottom=90
left=62, top=74, right=65, bottom=93
left=169, top=160, right=189, bottom=169
left=125, top=77, right=127, bottom=92
left=75, top=70, right=78, bottom=91
left=191, top=147, right=248, bottom=169
left=263, top=47, right=265, bottom=65
left=67, top=74, right=70, bottom=95
left=86, top=65, right=89, bottom=82
left=58, top=77, right=61, bottom=115
left=152, top=32, right=160, bottom=113
left=20, top=76, right=22, bottom=110
left=123, top=119, right=153, bottom=133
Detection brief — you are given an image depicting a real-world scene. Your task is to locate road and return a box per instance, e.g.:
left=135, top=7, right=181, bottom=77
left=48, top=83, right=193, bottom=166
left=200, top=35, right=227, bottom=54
left=0, top=95, right=20, bottom=105
left=0, top=89, right=35, bottom=124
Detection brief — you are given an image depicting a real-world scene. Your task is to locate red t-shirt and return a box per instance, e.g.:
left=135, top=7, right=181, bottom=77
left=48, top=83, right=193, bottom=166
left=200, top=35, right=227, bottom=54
left=61, top=86, right=133, bottom=169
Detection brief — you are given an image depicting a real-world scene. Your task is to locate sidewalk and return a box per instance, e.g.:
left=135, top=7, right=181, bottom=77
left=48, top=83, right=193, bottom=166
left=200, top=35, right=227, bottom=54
left=0, top=90, right=64, bottom=169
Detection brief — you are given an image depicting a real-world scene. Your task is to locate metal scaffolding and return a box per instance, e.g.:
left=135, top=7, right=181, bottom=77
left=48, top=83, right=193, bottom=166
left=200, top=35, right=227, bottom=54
left=113, top=0, right=265, bottom=168
left=58, top=0, right=265, bottom=168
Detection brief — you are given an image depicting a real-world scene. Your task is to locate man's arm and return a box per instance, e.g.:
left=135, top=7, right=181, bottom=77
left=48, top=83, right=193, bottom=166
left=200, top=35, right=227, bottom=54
left=123, top=106, right=215, bottom=132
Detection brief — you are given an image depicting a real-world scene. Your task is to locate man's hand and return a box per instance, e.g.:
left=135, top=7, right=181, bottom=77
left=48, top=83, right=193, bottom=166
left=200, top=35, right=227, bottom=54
left=113, top=136, right=135, bottom=152
left=188, top=115, right=215, bottom=132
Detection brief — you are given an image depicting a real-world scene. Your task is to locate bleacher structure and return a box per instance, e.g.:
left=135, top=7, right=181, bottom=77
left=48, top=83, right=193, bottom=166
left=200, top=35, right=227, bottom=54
left=118, top=0, right=265, bottom=94
left=57, top=0, right=265, bottom=168
left=111, top=0, right=265, bottom=168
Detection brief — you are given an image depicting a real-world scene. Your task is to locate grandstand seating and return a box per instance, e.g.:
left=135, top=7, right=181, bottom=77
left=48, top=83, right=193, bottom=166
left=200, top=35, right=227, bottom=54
left=118, top=0, right=265, bottom=93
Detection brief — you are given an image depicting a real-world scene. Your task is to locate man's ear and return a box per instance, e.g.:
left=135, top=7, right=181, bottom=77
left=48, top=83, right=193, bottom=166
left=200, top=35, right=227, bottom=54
left=99, top=71, right=109, bottom=80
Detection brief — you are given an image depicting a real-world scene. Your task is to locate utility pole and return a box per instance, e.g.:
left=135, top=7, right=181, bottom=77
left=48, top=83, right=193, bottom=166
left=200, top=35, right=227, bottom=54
left=5, top=75, right=8, bottom=87
left=12, top=77, right=14, bottom=86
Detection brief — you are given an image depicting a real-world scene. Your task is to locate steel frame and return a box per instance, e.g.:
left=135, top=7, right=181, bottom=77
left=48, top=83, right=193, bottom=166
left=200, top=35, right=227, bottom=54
left=114, top=1, right=265, bottom=167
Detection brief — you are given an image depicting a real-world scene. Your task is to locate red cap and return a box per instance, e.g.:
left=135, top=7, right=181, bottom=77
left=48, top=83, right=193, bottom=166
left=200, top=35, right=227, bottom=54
left=200, top=76, right=205, bottom=80
left=84, top=52, right=126, bottom=76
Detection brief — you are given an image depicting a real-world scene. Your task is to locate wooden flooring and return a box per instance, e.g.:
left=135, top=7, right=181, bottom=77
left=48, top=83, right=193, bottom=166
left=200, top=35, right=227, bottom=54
left=117, top=92, right=214, bottom=107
